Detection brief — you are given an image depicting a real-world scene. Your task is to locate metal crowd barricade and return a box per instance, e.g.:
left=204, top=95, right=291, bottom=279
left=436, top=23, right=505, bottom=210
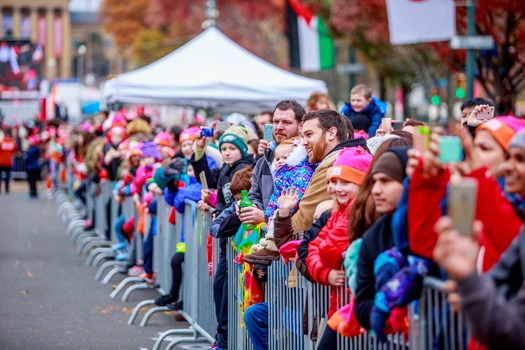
left=128, top=196, right=183, bottom=326
left=193, top=209, right=218, bottom=339
left=11, top=153, right=27, bottom=180
left=267, top=258, right=308, bottom=349
left=227, top=237, right=255, bottom=350
left=417, top=277, right=470, bottom=350
left=85, top=181, right=115, bottom=267
left=152, top=201, right=216, bottom=349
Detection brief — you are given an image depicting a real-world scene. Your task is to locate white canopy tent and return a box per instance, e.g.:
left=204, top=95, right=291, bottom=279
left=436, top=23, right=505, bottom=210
left=104, top=27, right=327, bottom=113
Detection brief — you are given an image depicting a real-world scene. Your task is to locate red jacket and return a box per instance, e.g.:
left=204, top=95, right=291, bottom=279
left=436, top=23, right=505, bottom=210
left=0, top=136, right=18, bottom=167
left=408, top=161, right=522, bottom=271
left=306, top=202, right=351, bottom=317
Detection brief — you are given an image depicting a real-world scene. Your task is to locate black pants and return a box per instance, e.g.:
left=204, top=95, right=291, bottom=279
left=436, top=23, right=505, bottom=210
left=213, top=254, right=228, bottom=348
left=0, top=166, right=11, bottom=192
left=27, top=170, right=40, bottom=197
left=169, top=252, right=184, bottom=301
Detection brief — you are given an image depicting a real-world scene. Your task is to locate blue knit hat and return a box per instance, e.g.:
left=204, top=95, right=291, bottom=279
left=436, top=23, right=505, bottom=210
left=218, top=125, right=249, bottom=157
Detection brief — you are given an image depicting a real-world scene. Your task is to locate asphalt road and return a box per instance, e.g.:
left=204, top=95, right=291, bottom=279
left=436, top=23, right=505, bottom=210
left=0, top=182, right=209, bottom=350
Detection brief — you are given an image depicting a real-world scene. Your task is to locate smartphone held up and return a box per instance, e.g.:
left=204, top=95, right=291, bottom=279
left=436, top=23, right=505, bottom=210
left=448, top=178, right=478, bottom=236
left=438, top=136, right=463, bottom=164
left=263, top=124, right=274, bottom=142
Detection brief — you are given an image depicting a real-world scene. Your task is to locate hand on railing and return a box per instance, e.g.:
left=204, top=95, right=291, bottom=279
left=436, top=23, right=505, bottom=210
left=327, top=269, right=346, bottom=287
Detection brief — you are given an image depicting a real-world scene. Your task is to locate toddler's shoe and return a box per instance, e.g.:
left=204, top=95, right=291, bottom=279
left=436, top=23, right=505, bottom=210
left=243, top=233, right=280, bottom=265
left=112, top=242, right=126, bottom=251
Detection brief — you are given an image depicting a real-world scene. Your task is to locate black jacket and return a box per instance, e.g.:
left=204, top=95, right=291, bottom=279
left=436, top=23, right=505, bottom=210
left=192, top=154, right=255, bottom=255
left=355, top=215, right=394, bottom=329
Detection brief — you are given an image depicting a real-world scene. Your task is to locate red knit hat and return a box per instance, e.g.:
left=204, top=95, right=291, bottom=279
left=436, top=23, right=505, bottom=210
left=330, top=147, right=373, bottom=185
left=476, top=116, right=525, bottom=151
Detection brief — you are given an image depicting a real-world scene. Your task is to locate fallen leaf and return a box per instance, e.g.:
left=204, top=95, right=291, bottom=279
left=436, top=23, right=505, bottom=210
left=26, top=271, right=33, bottom=278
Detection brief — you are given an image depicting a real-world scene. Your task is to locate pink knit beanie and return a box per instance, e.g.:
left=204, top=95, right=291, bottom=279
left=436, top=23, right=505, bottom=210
left=330, top=147, right=373, bottom=185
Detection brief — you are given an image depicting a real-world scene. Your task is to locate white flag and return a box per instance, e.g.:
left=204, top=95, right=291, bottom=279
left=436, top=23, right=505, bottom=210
left=386, top=0, right=455, bottom=45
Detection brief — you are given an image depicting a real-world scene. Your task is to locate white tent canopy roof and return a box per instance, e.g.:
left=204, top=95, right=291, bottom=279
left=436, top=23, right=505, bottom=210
left=104, top=27, right=327, bottom=113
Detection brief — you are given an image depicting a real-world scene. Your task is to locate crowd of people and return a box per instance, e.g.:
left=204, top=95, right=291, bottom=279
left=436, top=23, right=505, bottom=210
left=4, top=84, right=525, bottom=350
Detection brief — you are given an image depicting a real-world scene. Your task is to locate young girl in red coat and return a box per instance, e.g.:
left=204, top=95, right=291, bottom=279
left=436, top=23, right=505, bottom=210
left=305, top=147, right=373, bottom=318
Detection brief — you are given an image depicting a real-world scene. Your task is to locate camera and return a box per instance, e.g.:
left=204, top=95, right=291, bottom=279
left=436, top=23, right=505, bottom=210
left=201, top=128, right=214, bottom=137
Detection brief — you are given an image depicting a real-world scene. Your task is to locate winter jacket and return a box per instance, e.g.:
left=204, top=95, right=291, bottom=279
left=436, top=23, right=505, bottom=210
left=487, top=227, right=525, bottom=300
left=0, top=135, right=18, bottom=167
left=306, top=203, right=353, bottom=317
left=457, top=271, right=525, bottom=350
left=306, top=204, right=352, bottom=285
left=102, top=143, right=122, bottom=181
left=210, top=203, right=242, bottom=239
left=273, top=209, right=331, bottom=281
left=355, top=215, right=395, bottom=330
left=25, top=146, right=40, bottom=172
left=131, top=165, right=155, bottom=195
left=249, top=147, right=275, bottom=212
left=408, top=161, right=522, bottom=271
left=192, top=154, right=254, bottom=213
left=340, top=96, right=387, bottom=137
left=266, top=144, right=315, bottom=217
left=163, top=178, right=202, bottom=246
left=192, top=154, right=255, bottom=255
left=291, top=138, right=368, bottom=233
left=162, top=177, right=202, bottom=213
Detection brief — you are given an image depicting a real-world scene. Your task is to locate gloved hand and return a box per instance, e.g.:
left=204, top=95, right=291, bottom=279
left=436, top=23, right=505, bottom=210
left=370, top=304, right=389, bottom=342
left=163, top=158, right=186, bottom=176
left=344, top=238, right=362, bottom=294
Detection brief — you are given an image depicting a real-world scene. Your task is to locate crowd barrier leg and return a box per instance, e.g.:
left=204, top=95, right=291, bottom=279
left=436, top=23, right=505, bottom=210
left=85, top=245, right=112, bottom=267
left=137, top=305, right=171, bottom=327
left=151, top=328, right=197, bottom=350
left=110, top=277, right=145, bottom=299
left=95, top=260, right=127, bottom=282
left=121, top=282, right=157, bottom=302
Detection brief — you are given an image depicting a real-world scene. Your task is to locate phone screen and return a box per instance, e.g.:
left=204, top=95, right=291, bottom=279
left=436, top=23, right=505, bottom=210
left=438, top=136, right=463, bottom=164
left=263, top=124, right=274, bottom=142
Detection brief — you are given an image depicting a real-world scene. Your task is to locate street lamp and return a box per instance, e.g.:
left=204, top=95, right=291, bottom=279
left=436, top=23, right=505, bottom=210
left=77, top=44, right=87, bottom=83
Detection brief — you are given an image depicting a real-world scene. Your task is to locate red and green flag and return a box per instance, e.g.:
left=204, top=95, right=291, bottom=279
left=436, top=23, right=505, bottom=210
left=288, top=0, right=335, bottom=72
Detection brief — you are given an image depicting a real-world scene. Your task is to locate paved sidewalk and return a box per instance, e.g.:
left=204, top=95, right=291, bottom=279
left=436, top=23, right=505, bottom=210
left=0, top=182, right=209, bottom=349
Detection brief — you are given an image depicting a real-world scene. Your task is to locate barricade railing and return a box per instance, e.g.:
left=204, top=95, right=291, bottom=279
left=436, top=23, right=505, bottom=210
left=192, top=207, right=218, bottom=341
left=154, top=196, right=181, bottom=296
left=11, top=153, right=27, bottom=180
left=267, top=256, right=308, bottom=349
left=55, top=173, right=475, bottom=350
left=417, top=277, right=470, bottom=350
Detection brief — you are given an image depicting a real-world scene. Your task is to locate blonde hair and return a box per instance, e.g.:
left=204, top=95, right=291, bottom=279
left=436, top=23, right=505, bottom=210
left=350, top=84, right=372, bottom=99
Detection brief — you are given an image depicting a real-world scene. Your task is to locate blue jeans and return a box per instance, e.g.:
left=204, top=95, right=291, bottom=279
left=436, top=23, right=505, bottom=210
left=245, top=302, right=268, bottom=350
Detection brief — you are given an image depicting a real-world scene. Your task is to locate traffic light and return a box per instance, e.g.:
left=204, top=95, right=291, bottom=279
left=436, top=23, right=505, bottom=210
left=431, top=95, right=441, bottom=105
left=455, top=73, right=467, bottom=99
left=430, top=87, right=441, bottom=106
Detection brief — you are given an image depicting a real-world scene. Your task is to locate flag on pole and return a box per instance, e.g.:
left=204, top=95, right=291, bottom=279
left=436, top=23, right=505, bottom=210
left=288, top=0, right=334, bottom=72
left=386, top=0, right=455, bottom=45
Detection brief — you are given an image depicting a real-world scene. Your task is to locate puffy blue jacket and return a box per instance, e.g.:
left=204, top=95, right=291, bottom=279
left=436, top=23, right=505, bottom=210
left=340, top=96, right=387, bottom=137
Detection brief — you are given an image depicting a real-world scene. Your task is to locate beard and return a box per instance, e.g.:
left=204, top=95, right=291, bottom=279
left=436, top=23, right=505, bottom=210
left=309, top=136, right=327, bottom=164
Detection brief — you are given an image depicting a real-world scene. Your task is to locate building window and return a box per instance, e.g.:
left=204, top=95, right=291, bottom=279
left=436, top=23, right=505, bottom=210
left=21, top=10, right=31, bottom=39
left=2, top=10, right=13, bottom=37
